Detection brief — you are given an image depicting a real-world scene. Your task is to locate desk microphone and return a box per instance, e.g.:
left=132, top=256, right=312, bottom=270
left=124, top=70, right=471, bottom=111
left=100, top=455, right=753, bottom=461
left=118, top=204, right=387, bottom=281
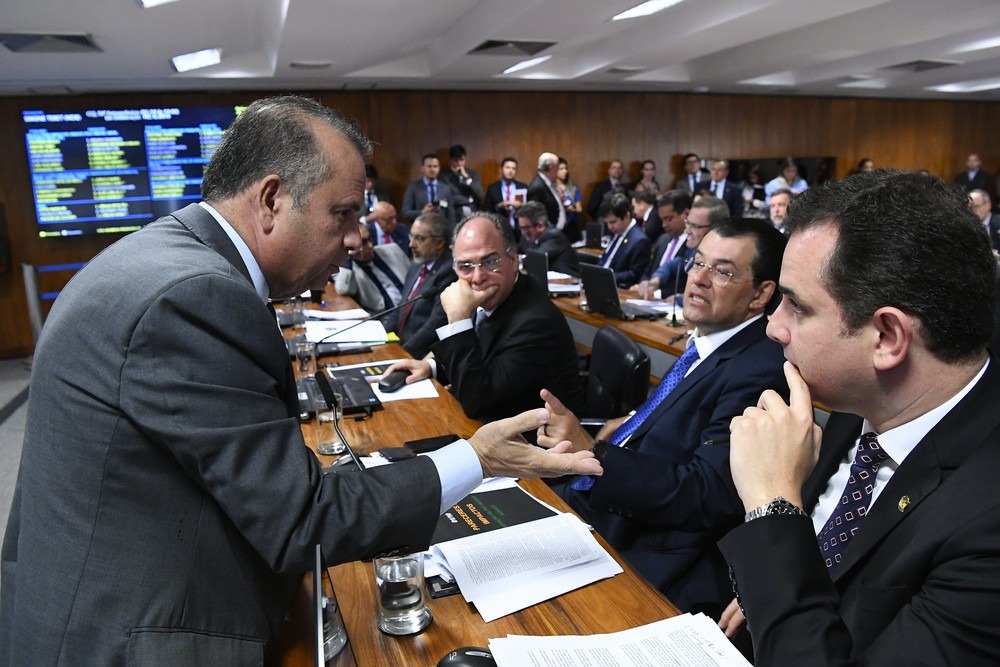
left=314, top=370, right=366, bottom=471
left=317, top=292, right=431, bottom=344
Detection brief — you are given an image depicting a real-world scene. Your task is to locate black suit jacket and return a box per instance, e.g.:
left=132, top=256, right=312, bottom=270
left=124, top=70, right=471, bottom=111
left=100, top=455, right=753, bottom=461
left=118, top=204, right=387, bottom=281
left=642, top=208, right=664, bottom=244
left=366, top=220, right=412, bottom=258
left=987, top=212, right=1000, bottom=251
left=392, top=250, right=458, bottom=359
left=483, top=179, right=527, bottom=216
left=644, top=233, right=686, bottom=281
left=955, top=169, right=992, bottom=193
left=586, top=179, right=626, bottom=221
left=439, top=167, right=484, bottom=213
left=719, top=359, right=1000, bottom=666
left=527, top=174, right=562, bottom=229
left=556, top=318, right=787, bottom=612
left=601, top=224, right=651, bottom=287
left=518, top=227, right=581, bottom=277
left=0, top=204, right=442, bottom=665
left=432, top=276, right=585, bottom=424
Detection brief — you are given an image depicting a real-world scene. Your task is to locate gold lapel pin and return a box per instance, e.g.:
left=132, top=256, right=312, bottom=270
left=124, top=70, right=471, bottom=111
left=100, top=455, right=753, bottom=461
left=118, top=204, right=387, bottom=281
left=898, top=495, right=910, bottom=512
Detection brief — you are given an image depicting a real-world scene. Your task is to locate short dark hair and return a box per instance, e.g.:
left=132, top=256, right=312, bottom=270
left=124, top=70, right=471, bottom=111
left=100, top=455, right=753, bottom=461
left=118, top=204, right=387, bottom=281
left=501, top=156, right=518, bottom=167
left=642, top=159, right=656, bottom=169
left=692, top=195, right=730, bottom=225
left=449, top=144, right=467, bottom=159
left=657, top=190, right=693, bottom=213
left=683, top=152, right=700, bottom=163
left=598, top=192, right=633, bottom=220
left=202, top=95, right=372, bottom=208
left=421, top=153, right=439, bottom=164
left=710, top=218, right=786, bottom=290
left=454, top=211, right=516, bottom=256
left=786, top=169, right=996, bottom=362
left=631, top=191, right=656, bottom=207
left=517, top=201, right=549, bottom=227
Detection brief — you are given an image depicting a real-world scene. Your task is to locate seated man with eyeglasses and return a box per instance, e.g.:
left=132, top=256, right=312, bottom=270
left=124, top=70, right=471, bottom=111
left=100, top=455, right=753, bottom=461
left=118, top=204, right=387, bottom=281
left=633, top=196, right=729, bottom=301
left=386, top=212, right=459, bottom=359
left=383, top=212, right=585, bottom=427
left=537, top=218, right=789, bottom=618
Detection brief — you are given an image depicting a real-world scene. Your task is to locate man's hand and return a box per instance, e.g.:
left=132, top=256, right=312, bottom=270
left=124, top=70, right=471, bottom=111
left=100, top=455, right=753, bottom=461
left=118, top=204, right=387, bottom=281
left=380, top=358, right=431, bottom=383
left=440, top=278, right=496, bottom=323
left=536, top=389, right=594, bottom=453
left=719, top=598, right=747, bottom=638
left=422, top=202, right=437, bottom=214
left=728, top=361, right=822, bottom=511
left=469, top=408, right=603, bottom=479
left=595, top=415, right=626, bottom=442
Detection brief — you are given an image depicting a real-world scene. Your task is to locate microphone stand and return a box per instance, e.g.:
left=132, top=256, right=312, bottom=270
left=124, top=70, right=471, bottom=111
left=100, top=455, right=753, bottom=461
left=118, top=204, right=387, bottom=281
left=314, top=370, right=366, bottom=471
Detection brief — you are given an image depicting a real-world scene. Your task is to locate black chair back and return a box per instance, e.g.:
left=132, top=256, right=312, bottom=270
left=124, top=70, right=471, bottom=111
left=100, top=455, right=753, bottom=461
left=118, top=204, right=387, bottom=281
left=585, top=326, right=650, bottom=418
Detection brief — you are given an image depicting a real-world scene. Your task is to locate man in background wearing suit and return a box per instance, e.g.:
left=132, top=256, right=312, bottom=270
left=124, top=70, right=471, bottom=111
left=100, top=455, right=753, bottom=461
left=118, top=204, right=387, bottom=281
left=676, top=152, right=710, bottom=193
left=402, top=153, right=457, bottom=226
left=707, top=160, right=743, bottom=219
left=642, top=190, right=691, bottom=282
left=598, top=193, right=650, bottom=288
left=334, top=222, right=410, bottom=322
left=587, top=158, right=627, bottom=221
left=954, top=152, right=992, bottom=194
left=0, top=96, right=600, bottom=665
left=391, top=212, right=457, bottom=359
left=516, top=201, right=580, bottom=277
left=540, top=218, right=789, bottom=615
left=384, top=213, right=585, bottom=426
left=360, top=163, right=390, bottom=224
left=483, top=156, right=527, bottom=235
left=527, top=152, right=566, bottom=233
left=971, top=189, right=1000, bottom=251
left=439, top=144, right=484, bottom=219
left=366, top=200, right=411, bottom=257
left=719, top=170, right=1000, bottom=665
left=632, top=190, right=663, bottom=244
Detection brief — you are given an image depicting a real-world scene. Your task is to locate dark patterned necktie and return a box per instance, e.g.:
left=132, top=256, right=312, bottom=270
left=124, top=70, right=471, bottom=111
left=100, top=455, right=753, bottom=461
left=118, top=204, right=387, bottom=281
left=397, top=266, right=429, bottom=332
left=817, top=433, right=889, bottom=573
left=571, top=343, right=699, bottom=491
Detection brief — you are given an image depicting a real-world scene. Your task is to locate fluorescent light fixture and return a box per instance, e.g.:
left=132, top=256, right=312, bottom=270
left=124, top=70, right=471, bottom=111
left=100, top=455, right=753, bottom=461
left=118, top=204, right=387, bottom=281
left=138, top=0, right=181, bottom=7
left=613, top=0, right=684, bottom=21
left=503, top=55, right=551, bottom=74
left=951, top=36, right=1000, bottom=54
left=927, top=77, right=1000, bottom=93
left=172, top=47, right=222, bottom=73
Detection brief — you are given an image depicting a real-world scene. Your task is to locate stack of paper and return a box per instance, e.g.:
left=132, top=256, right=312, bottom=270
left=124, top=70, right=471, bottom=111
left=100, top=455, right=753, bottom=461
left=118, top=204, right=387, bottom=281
left=489, top=613, right=752, bottom=666
left=303, top=319, right=388, bottom=344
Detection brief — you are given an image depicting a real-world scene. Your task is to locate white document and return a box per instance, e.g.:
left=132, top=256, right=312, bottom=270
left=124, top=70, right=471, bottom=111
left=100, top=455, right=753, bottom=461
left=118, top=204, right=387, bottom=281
left=548, top=282, right=581, bottom=294
left=489, top=613, right=752, bottom=667
left=304, top=307, right=369, bottom=320
left=547, top=270, right=573, bottom=280
left=370, top=377, right=439, bottom=402
left=434, top=513, right=621, bottom=622
left=303, top=319, right=388, bottom=344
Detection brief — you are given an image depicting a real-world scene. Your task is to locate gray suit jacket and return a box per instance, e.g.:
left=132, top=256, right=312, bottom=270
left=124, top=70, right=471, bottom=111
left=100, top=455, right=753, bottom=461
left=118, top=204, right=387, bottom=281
left=1, top=204, right=441, bottom=665
left=334, top=243, right=411, bottom=315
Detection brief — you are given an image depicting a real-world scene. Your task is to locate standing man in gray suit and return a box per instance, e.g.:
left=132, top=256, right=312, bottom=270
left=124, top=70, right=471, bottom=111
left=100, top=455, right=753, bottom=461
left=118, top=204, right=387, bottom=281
left=0, top=96, right=600, bottom=666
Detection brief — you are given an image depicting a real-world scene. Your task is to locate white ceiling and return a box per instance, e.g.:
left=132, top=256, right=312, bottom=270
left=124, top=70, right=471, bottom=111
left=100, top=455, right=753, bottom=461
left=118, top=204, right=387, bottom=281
left=3, top=0, right=1000, bottom=100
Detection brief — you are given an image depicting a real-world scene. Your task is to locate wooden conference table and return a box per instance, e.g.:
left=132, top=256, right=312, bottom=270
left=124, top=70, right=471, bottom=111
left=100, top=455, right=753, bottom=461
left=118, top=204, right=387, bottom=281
left=276, top=292, right=679, bottom=667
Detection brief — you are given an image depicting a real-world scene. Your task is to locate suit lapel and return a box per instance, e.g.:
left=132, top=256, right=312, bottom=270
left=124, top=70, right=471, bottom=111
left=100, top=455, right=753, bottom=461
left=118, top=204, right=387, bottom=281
left=833, top=360, right=1000, bottom=580
left=171, top=204, right=253, bottom=286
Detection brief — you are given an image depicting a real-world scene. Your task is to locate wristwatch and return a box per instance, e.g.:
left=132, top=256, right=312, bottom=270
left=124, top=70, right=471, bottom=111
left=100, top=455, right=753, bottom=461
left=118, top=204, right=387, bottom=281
left=744, top=496, right=806, bottom=523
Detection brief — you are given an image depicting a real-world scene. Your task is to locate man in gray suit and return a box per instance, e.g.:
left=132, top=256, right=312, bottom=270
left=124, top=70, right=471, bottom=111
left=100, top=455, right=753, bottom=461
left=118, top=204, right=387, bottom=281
left=0, top=96, right=600, bottom=666
left=334, top=222, right=411, bottom=320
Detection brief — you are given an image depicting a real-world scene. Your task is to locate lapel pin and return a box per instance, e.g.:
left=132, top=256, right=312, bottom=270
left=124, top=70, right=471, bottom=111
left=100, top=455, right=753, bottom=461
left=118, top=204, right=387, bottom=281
left=897, top=495, right=910, bottom=512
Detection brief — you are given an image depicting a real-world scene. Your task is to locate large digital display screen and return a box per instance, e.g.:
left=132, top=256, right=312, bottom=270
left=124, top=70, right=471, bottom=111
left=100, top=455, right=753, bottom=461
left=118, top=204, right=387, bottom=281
left=22, top=105, right=243, bottom=237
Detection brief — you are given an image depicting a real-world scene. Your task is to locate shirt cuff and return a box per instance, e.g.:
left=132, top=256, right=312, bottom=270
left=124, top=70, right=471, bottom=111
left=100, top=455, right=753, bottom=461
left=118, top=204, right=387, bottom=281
left=425, top=439, right=483, bottom=515
left=436, top=318, right=473, bottom=340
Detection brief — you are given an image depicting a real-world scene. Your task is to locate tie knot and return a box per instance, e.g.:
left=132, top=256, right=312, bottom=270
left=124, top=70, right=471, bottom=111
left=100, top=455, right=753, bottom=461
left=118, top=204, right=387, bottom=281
left=419, top=266, right=429, bottom=278
left=855, top=433, right=889, bottom=468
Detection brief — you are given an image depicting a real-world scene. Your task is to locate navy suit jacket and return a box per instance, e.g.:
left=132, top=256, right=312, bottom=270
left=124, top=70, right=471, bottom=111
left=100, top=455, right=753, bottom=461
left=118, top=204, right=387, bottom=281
left=954, top=169, right=992, bottom=193
left=433, top=276, right=585, bottom=424
left=987, top=212, right=1000, bottom=251
left=601, top=224, right=651, bottom=287
left=366, top=220, right=412, bottom=258
left=557, top=317, right=788, bottom=612
left=391, top=250, right=458, bottom=359
left=720, top=358, right=1000, bottom=665
left=708, top=180, right=743, bottom=219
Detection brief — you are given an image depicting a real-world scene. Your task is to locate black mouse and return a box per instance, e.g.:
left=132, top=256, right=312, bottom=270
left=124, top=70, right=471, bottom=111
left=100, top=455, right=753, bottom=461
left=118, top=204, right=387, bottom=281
left=436, top=646, right=496, bottom=667
left=377, top=369, right=410, bottom=393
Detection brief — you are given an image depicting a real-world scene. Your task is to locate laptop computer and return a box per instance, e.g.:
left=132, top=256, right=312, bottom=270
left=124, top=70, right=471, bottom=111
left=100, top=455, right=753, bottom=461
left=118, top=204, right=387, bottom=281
left=579, top=264, right=665, bottom=320
left=297, top=369, right=382, bottom=418
left=584, top=222, right=604, bottom=249
left=523, top=249, right=580, bottom=297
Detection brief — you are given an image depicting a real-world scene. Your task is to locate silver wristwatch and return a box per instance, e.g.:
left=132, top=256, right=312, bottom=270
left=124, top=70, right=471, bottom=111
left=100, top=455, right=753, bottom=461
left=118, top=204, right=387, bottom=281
left=744, top=496, right=806, bottom=522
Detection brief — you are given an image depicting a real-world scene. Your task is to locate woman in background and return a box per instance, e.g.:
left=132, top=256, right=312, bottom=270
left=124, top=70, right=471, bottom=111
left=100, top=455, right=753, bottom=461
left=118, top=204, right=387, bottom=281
left=765, top=157, right=808, bottom=203
left=635, top=159, right=661, bottom=196
left=741, top=164, right=768, bottom=219
left=557, top=157, right=583, bottom=242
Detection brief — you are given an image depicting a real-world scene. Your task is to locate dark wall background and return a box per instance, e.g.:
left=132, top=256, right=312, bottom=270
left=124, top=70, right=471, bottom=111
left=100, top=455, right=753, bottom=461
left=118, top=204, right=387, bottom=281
left=2, top=89, right=998, bottom=357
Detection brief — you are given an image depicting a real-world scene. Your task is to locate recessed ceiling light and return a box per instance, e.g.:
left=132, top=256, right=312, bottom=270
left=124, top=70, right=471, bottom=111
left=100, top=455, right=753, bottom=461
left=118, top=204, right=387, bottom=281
left=290, top=61, right=333, bottom=69
left=612, top=0, right=684, bottom=21
left=503, top=55, right=551, bottom=74
left=137, top=0, right=181, bottom=7
left=927, top=77, right=1000, bottom=93
left=172, top=47, right=222, bottom=73
left=951, top=36, right=1000, bottom=54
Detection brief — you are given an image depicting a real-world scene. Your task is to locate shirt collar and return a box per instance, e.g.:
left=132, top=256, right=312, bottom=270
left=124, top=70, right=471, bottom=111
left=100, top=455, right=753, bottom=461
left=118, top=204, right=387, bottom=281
left=690, top=314, right=762, bottom=361
left=862, top=358, right=989, bottom=468
left=198, top=202, right=270, bottom=304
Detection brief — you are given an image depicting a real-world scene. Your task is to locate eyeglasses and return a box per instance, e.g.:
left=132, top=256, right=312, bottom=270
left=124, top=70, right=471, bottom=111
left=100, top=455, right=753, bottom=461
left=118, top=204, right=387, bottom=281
left=684, top=257, right=741, bottom=286
left=410, top=234, right=442, bottom=243
left=455, top=253, right=506, bottom=277
left=684, top=219, right=711, bottom=230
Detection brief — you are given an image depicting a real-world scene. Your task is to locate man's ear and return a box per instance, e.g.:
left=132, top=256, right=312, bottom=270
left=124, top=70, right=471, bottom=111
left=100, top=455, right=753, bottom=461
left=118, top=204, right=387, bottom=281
left=871, top=306, right=912, bottom=371
left=749, top=280, right=776, bottom=312
left=256, top=175, right=283, bottom=233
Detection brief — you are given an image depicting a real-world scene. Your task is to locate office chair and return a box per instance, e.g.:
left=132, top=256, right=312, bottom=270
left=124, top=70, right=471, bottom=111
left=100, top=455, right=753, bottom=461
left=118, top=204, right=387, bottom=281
left=582, top=325, right=650, bottom=422
left=22, top=263, right=44, bottom=344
